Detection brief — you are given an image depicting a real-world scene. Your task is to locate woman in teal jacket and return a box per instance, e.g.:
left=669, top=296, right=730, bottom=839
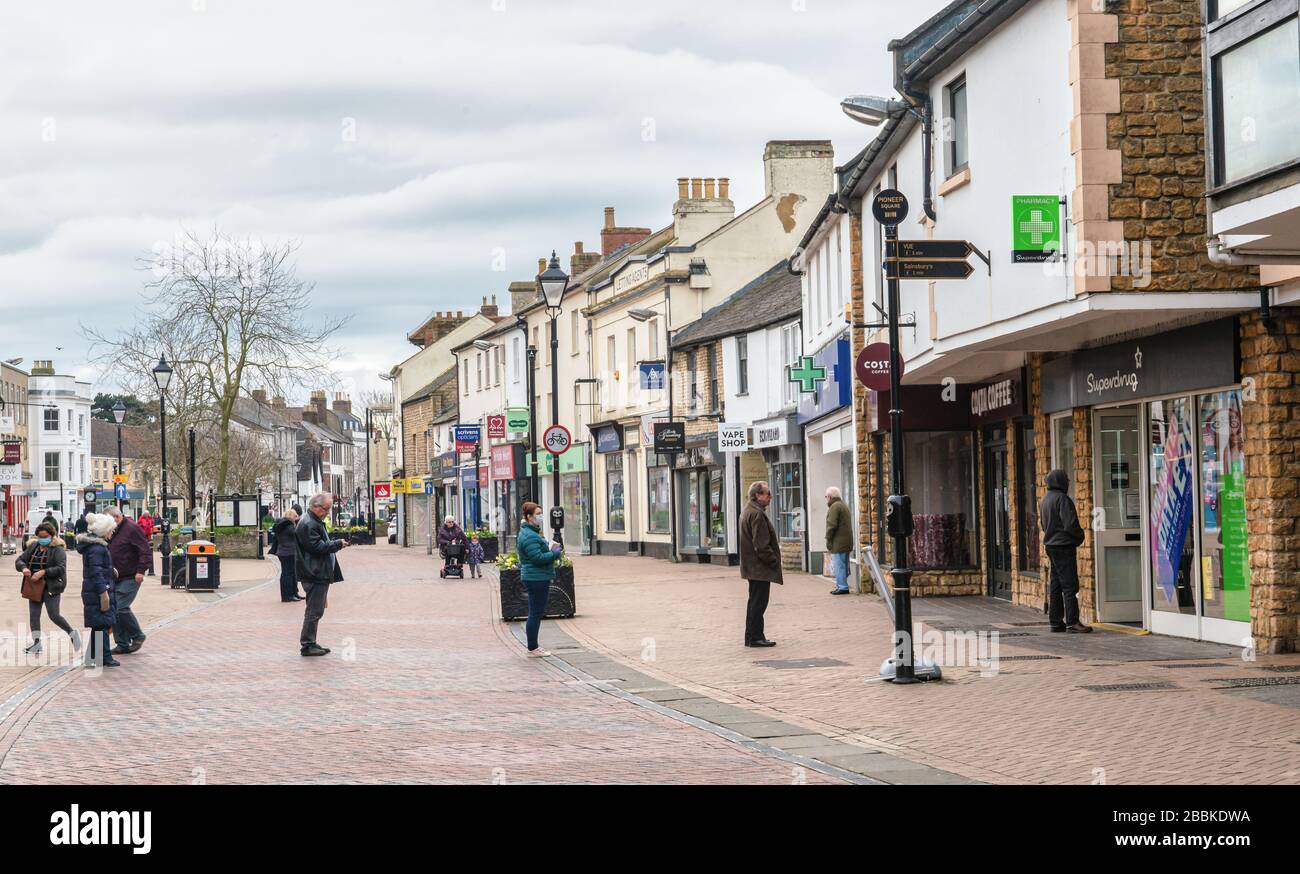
left=517, top=501, right=562, bottom=657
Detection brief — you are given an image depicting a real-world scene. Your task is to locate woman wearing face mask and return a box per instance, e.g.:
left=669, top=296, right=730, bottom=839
left=15, top=522, right=80, bottom=655
left=516, top=501, right=563, bottom=657
left=77, top=513, right=120, bottom=668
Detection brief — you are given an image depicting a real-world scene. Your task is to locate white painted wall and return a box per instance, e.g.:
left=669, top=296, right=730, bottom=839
left=856, top=0, right=1075, bottom=368
left=723, top=318, right=800, bottom=426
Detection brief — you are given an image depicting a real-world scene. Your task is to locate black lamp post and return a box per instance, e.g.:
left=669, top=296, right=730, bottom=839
left=112, top=400, right=126, bottom=508
left=152, top=355, right=173, bottom=585
left=537, top=250, right=568, bottom=544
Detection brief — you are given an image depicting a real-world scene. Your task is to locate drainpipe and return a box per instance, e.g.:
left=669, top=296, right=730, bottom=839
left=1206, top=235, right=1300, bottom=266
left=901, top=83, right=937, bottom=224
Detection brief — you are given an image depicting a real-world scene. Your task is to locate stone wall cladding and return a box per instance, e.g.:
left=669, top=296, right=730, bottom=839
left=1239, top=311, right=1300, bottom=654
left=1104, top=0, right=1257, bottom=293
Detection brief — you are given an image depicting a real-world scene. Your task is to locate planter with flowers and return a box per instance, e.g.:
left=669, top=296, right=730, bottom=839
left=497, top=550, right=576, bottom=621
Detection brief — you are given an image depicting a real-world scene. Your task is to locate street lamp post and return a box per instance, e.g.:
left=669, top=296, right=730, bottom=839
left=537, top=250, right=568, bottom=544
left=112, top=400, right=126, bottom=508
left=152, top=356, right=174, bottom=586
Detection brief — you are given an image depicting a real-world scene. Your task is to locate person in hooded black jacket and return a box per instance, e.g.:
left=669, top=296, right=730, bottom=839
left=1038, top=469, right=1092, bottom=633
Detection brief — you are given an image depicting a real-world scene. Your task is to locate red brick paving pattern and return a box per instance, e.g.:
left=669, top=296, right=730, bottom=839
left=0, top=546, right=841, bottom=785
left=557, top=556, right=1300, bottom=785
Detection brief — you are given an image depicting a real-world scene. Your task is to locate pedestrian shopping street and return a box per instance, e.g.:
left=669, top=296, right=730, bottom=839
left=1, top=545, right=1297, bottom=785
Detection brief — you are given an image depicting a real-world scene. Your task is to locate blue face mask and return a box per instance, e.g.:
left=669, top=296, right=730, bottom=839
left=37, top=537, right=52, bottom=546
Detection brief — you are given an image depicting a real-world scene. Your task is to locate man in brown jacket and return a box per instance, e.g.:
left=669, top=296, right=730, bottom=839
left=738, top=481, right=782, bottom=648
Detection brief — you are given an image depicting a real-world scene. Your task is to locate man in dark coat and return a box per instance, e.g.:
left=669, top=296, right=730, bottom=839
left=1039, top=469, right=1092, bottom=634
left=295, top=493, right=349, bottom=656
left=105, top=506, right=153, bottom=654
left=738, top=481, right=783, bottom=648
left=271, top=509, right=304, bottom=602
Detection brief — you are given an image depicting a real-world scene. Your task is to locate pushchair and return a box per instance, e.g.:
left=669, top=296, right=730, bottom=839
left=440, top=542, right=466, bottom=579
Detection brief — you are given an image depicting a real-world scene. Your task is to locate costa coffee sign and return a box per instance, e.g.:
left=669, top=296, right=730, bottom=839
left=855, top=343, right=900, bottom=392
left=969, top=370, right=1025, bottom=425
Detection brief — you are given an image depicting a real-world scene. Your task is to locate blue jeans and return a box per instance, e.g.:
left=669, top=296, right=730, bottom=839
left=829, top=552, right=850, bottom=592
left=524, top=578, right=551, bottom=651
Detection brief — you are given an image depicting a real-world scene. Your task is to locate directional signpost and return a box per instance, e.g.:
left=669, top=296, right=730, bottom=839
left=884, top=239, right=975, bottom=280
left=871, top=188, right=935, bottom=686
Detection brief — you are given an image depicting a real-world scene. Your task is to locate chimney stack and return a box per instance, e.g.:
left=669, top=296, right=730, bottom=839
left=509, top=281, right=538, bottom=313
left=332, top=393, right=352, bottom=416
left=599, top=206, right=652, bottom=256
left=251, top=388, right=268, bottom=405
left=571, top=240, right=600, bottom=276
left=479, top=294, right=499, bottom=319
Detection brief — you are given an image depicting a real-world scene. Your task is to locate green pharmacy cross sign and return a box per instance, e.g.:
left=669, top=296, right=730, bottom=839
left=1011, top=195, right=1062, bottom=263
left=787, top=356, right=827, bottom=394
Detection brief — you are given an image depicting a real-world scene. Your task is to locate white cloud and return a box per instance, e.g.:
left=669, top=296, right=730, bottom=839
left=0, top=0, right=949, bottom=402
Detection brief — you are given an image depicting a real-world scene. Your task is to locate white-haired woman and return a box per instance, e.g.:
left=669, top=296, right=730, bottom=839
left=77, top=513, right=120, bottom=667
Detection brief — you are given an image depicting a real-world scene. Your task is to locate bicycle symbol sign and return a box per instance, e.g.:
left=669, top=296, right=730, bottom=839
left=542, top=424, right=571, bottom=456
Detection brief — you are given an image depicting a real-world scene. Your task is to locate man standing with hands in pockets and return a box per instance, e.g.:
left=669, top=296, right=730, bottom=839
left=296, top=492, right=349, bottom=657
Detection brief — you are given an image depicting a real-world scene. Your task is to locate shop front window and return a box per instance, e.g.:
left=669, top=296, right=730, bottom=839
left=1148, top=397, right=1197, bottom=616
left=708, top=468, right=725, bottom=547
left=682, top=471, right=701, bottom=549
left=1198, top=389, right=1251, bottom=623
left=1017, top=423, right=1040, bottom=572
left=1051, top=414, right=1075, bottom=500
left=647, top=463, right=670, bottom=533
left=904, top=431, right=977, bottom=568
left=605, top=453, right=625, bottom=532
left=772, top=461, right=803, bottom=539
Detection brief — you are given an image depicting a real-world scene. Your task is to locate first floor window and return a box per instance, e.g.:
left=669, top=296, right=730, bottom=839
left=904, top=431, right=977, bottom=569
left=647, top=464, right=670, bottom=533
left=44, top=409, right=58, bottom=431
left=44, top=452, right=59, bottom=482
left=606, top=453, right=625, bottom=532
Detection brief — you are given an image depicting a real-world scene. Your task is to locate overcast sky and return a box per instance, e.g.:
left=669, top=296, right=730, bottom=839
left=0, top=0, right=949, bottom=403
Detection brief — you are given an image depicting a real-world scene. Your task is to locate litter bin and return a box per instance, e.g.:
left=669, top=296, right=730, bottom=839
left=185, top=540, right=221, bottom=591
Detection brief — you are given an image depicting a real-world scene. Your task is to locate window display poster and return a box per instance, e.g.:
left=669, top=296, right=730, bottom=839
left=1219, top=461, right=1250, bottom=622
left=1150, top=411, right=1194, bottom=605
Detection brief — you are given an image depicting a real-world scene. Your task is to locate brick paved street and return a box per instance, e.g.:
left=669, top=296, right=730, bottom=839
left=0, top=545, right=844, bottom=785
left=557, top=555, right=1300, bottom=785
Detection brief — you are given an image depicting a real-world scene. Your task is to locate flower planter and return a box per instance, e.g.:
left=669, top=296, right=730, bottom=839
left=480, top=535, right=500, bottom=563
left=498, top=566, right=576, bottom=621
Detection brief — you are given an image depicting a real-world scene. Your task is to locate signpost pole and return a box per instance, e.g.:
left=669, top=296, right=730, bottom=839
left=883, top=219, right=916, bottom=684
left=550, top=312, right=562, bottom=546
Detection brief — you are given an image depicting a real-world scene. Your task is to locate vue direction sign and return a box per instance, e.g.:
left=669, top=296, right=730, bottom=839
left=885, top=259, right=975, bottom=280
left=542, top=424, right=572, bottom=456
left=886, top=239, right=973, bottom=260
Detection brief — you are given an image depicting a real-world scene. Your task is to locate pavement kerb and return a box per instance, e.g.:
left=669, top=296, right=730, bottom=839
left=481, top=566, right=985, bottom=786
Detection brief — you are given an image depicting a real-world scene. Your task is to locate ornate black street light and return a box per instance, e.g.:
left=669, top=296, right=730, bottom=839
left=152, top=356, right=173, bottom=585
left=537, top=251, right=567, bottom=544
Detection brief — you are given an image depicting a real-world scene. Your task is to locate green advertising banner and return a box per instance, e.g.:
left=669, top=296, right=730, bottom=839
left=1219, top=465, right=1251, bottom=623
left=1011, top=195, right=1061, bottom=263
left=527, top=445, right=586, bottom=475
left=505, top=407, right=530, bottom=433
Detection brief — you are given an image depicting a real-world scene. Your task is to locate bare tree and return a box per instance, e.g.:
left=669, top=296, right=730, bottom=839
left=86, top=229, right=349, bottom=493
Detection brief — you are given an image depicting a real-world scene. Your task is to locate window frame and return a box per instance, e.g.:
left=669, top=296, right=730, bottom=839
left=736, top=335, right=749, bottom=396
left=1204, top=0, right=1300, bottom=190
left=44, top=408, right=58, bottom=432
left=944, top=74, right=969, bottom=178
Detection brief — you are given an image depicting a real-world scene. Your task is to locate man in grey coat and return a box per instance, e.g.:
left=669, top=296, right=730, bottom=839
left=295, top=493, right=349, bottom=656
left=738, top=482, right=782, bottom=648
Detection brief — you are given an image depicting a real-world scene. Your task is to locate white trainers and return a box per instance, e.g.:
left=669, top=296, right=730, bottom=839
left=527, top=648, right=551, bottom=658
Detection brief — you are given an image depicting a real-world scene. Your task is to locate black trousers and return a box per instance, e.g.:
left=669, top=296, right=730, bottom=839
left=1046, top=547, right=1081, bottom=628
left=278, top=554, right=300, bottom=600
left=745, top=579, right=771, bottom=643
left=300, top=580, right=329, bottom=648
